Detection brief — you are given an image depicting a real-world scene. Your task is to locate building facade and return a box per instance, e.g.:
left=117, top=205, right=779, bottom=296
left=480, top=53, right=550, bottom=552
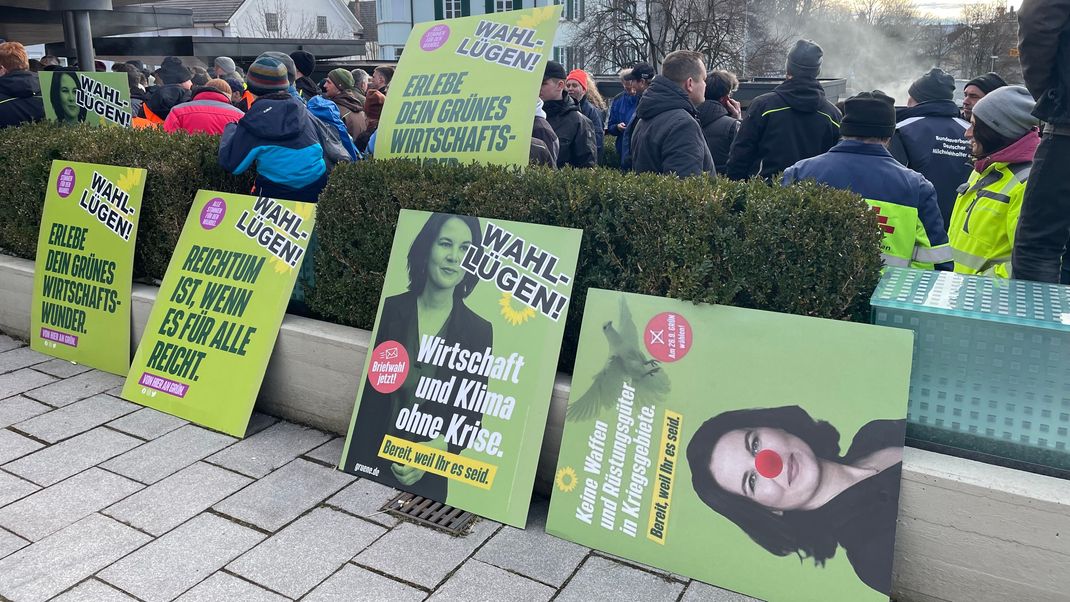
left=125, top=0, right=363, bottom=41
left=375, top=0, right=584, bottom=68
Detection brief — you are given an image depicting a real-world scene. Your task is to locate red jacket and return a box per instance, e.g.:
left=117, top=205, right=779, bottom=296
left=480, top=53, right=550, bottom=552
left=163, top=89, right=243, bottom=135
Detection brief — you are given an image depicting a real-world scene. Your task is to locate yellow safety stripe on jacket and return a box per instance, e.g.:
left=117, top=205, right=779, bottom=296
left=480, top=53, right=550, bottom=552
left=948, top=161, right=1029, bottom=279
left=864, top=199, right=952, bottom=270
left=759, top=106, right=841, bottom=127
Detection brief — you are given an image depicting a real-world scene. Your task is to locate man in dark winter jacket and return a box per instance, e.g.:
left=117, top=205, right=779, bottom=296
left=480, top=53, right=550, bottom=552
left=962, top=71, right=1007, bottom=121
left=219, top=56, right=328, bottom=202
left=619, top=62, right=655, bottom=171
left=1013, top=0, right=1070, bottom=283
left=697, top=70, right=741, bottom=175
left=629, top=50, right=715, bottom=177
left=726, top=40, right=842, bottom=181
left=533, top=98, right=560, bottom=167
left=0, top=42, right=44, bottom=128
left=607, top=68, right=639, bottom=166
left=137, top=56, right=192, bottom=126
left=890, top=68, right=972, bottom=226
left=540, top=61, right=597, bottom=168
left=290, top=51, right=319, bottom=101
left=783, top=91, right=952, bottom=271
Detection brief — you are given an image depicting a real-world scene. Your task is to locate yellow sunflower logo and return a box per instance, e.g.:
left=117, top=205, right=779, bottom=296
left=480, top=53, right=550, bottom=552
left=555, top=466, right=578, bottom=493
left=115, top=168, right=142, bottom=201
left=517, top=6, right=558, bottom=28
left=499, top=292, right=536, bottom=326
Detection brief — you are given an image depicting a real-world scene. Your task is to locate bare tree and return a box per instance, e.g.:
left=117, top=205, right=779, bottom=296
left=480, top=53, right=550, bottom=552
left=244, top=0, right=353, bottom=39
left=569, top=0, right=745, bottom=73
left=952, top=1, right=1020, bottom=81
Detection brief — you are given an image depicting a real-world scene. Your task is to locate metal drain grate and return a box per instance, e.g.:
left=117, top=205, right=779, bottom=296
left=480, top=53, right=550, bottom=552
left=380, top=492, right=476, bottom=535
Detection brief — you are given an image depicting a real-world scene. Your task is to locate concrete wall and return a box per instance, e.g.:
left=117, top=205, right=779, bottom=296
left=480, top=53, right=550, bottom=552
left=3, top=252, right=1069, bottom=601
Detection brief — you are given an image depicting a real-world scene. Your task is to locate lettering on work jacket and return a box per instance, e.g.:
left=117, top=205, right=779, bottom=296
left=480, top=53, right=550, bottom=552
left=783, top=140, right=953, bottom=270
left=948, top=131, right=1041, bottom=278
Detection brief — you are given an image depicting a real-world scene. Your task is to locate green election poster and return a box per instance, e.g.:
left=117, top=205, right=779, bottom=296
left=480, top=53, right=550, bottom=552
left=39, top=71, right=132, bottom=127
left=339, top=210, right=581, bottom=527
left=121, top=191, right=315, bottom=437
left=546, top=290, right=914, bottom=602
left=375, top=5, right=560, bottom=166
left=30, top=161, right=146, bottom=375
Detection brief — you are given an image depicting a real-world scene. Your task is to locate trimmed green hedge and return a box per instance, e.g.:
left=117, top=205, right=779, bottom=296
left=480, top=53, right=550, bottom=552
left=0, top=124, right=883, bottom=370
left=0, top=123, right=253, bottom=279
left=312, top=160, right=883, bottom=367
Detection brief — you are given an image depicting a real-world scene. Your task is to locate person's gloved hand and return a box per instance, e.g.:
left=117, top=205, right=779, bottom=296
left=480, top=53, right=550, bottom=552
left=391, top=438, right=448, bottom=486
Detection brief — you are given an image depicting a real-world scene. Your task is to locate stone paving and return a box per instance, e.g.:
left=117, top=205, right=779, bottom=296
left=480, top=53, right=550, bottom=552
left=0, top=334, right=758, bottom=602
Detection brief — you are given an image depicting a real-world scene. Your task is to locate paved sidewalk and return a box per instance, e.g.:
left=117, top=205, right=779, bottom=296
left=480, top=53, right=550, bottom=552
left=0, top=333, right=757, bottom=602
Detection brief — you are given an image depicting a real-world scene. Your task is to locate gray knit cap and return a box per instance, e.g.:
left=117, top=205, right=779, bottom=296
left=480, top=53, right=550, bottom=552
left=214, top=56, right=236, bottom=75
left=972, top=85, right=1039, bottom=140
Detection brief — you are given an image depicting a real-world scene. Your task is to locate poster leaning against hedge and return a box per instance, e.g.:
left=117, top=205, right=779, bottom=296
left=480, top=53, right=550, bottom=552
left=546, top=289, right=913, bottom=602
left=339, top=209, right=581, bottom=527
left=30, top=160, right=146, bottom=375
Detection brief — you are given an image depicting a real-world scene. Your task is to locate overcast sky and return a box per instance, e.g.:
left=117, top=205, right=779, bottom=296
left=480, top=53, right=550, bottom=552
left=913, top=0, right=1022, bottom=19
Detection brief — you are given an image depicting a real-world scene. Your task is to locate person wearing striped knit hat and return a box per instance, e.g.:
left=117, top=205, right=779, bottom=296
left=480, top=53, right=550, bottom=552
left=218, top=55, right=328, bottom=202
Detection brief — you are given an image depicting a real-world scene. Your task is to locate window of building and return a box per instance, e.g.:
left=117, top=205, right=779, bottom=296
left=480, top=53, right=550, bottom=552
left=317, top=16, right=328, bottom=34
left=554, top=0, right=576, bottom=20
left=265, top=12, right=279, bottom=32
left=395, top=48, right=404, bottom=59
left=441, top=0, right=463, bottom=18
left=495, top=0, right=513, bottom=11
left=553, top=46, right=577, bottom=70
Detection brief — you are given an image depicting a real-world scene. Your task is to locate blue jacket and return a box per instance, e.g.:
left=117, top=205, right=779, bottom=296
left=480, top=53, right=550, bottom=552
left=784, top=140, right=953, bottom=271
left=219, top=92, right=328, bottom=202
left=890, top=100, right=972, bottom=226
left=577, top=96, right=606, bottom=162
left=306, top=96, right=359, bottom=160
left=615, top=92, right=642, bottom=170
left=607, top=92, right=639, bottom=162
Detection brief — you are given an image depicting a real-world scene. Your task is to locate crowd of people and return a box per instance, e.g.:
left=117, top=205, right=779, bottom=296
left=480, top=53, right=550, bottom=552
left=0, top=0, right=1066, bottom=284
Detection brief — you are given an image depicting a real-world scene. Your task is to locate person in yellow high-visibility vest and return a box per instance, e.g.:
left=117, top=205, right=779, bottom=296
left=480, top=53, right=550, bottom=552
left=949, top=86, right=1041, bottom=278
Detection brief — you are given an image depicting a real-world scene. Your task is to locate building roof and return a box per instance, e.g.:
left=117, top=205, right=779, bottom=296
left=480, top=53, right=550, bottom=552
left=137, top=0, right=247, bottom=24
left=357, top=0, right=377, bottom=42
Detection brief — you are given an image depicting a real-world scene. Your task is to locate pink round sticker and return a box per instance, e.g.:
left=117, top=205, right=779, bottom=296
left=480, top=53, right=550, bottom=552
left=56, top=167, right=76, bottom=198
left=199, top=197, right=226, bottom=230
left=420, top=24, right=451, bottom=51
left=644, top=312, right=693, bottom=363
left=368, top=340, right=410, bottom=394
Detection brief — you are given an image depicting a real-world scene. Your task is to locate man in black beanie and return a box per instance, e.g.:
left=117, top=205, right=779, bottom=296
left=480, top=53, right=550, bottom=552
left=137, top=56, right=192, bottom=125
left=539, top=60, right=597, bottom=168
left=784, top=91, right=952, bottom=271
left=962, top=71, right=1007, bottom=121
left=290, top=50, right=319, bottom=101
left=890, top=68, right=972, bottom=227
left=726, top=39, right=842, bottom=181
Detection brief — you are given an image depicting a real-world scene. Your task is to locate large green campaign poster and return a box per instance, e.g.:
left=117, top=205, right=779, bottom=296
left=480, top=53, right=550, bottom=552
left=39, top=71, right=132, bottom=127
left=339, top=210, right=581, bottom=527
left=121, top=191, right=315, bottom=437
left=546, top=290, right=914, bottom=602
left=30, top=161, right=146, bottom=375
left=375, top=5, right=560, bottom=166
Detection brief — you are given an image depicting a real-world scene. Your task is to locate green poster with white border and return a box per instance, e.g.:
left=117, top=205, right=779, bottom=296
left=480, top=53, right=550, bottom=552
left=376, top=5, right=560, bottom=166
left=339, top=209, right=581, bottom=527
left=546, top=289, right=913, bottom=601
left=39, top=71, right=133, bottom=127
left=121, top=190, right=315, bottom=437
left=31, top=160, right=146, bottom=375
